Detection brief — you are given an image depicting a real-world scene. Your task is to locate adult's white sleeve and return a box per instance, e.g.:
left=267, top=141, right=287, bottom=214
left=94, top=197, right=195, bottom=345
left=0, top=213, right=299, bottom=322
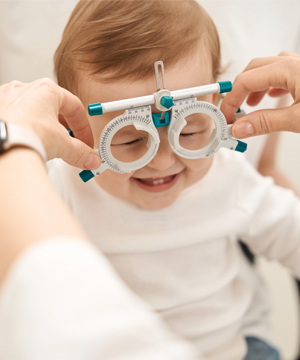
left=237, top=163, right=300, bottom=278
left=0, top=237, right=201, bottom=360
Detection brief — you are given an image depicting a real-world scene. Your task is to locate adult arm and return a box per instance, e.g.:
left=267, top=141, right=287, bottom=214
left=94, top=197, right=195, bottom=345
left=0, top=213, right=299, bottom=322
left=0, top=79, right=102, bottom=287
left=0, top=80, right=200, bottom=360
left=0, top=154, right=199, bottom=359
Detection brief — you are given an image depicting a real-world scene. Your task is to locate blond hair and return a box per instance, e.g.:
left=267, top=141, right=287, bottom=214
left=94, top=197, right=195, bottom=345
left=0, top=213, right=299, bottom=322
left=55, top=0, right=221, bottom=94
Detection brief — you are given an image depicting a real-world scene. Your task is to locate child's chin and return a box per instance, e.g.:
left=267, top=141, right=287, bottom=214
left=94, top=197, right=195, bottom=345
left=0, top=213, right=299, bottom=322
left=135, top=195, right=178, bottom=210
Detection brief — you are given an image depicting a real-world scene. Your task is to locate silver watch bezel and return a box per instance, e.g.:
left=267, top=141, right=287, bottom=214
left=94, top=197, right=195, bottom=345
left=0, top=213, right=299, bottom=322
left=0, top=120, right=8, bottom=154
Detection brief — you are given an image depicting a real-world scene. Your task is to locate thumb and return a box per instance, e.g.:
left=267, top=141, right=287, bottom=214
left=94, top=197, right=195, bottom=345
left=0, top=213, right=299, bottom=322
left=232, top=105, right=300, bottom=138
left=54, top=134, right=101, bottom=170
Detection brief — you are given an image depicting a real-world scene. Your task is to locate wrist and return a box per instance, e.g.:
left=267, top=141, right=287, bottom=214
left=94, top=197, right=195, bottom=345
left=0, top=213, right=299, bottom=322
left=0, top=120, right=47, bottom=162
left=0, top=147, right=47, bottom=177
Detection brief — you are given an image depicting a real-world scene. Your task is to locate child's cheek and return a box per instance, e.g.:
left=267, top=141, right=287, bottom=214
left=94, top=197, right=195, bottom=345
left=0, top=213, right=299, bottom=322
left=95, top=170, right=132, bottom=191
left=87, top=121, right=102, bottom=149
left=184, top=156, right=213, bottom=177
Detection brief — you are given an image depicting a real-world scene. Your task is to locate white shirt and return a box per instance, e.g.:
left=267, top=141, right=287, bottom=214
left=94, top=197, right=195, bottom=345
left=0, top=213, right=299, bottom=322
left=47, top=149, right=300, bottom=359
left=0, top=237, right=200, bottom=360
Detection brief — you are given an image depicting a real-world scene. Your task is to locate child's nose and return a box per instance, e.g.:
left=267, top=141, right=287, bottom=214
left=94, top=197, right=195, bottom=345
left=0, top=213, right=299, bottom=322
left=147, top=129, right=176, bottom=170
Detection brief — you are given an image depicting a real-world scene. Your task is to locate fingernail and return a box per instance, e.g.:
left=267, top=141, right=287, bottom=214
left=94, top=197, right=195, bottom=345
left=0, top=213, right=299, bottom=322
left=233, top=122, right=255, bottom=138
left=83, top=153, right=100, bottom=169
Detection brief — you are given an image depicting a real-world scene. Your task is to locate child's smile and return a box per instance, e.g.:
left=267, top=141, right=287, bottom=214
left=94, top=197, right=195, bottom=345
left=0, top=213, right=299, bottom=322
left=80, top=51, right=218, bottom=209
left=132, top=172, right=181, bottom=193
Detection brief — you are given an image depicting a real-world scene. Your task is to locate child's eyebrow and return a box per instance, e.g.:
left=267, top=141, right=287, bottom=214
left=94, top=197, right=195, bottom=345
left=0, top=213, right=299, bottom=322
left=185, top=115, right=210, bottom=125
left=115, top=128, right=146, bottom=137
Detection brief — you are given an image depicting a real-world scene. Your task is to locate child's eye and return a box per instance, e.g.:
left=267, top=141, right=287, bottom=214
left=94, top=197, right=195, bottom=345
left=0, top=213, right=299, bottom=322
left=123, top=139, right=141, bottom=146
left=110, top=127, right=148, bottom=147
left=111, top=138, right=143, bottom=147
left=180, top=133, right=196, bottom=138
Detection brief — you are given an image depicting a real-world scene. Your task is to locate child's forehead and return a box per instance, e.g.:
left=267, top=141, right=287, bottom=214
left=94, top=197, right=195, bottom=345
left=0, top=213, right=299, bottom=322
left=82, top=50, right=214, bottom=106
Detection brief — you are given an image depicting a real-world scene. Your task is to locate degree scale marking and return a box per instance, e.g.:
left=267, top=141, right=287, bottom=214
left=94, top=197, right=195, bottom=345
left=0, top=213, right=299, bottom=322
left=172, top=99, right=228, bottom=158
left=99, top=100, right=229, bottom=172
left=99, top=109, right=152, bottom=173
left=173, top=100, right=228, bottom=141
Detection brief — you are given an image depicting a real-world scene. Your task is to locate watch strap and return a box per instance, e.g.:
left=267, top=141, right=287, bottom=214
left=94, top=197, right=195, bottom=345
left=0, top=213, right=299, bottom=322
left=2, top=121, right=47, bottom=162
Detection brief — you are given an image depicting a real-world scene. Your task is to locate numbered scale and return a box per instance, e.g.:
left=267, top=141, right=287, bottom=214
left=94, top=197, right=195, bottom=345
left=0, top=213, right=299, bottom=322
left=80, top=61, right=246, bottom=182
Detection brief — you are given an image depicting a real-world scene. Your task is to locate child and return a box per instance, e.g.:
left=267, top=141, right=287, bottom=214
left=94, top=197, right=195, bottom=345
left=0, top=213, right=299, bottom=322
left=49, top=1, right=300, bottom=359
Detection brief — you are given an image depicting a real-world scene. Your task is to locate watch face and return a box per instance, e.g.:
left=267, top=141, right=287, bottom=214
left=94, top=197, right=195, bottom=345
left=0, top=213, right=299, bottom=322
left=0, top=120, right=8, bottom=153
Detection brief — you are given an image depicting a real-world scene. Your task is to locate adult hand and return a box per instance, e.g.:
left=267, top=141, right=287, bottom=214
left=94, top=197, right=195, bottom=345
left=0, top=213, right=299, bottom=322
left=0, top=79, right=101, bottom=169
left=220, top=52, right=300, bottom=138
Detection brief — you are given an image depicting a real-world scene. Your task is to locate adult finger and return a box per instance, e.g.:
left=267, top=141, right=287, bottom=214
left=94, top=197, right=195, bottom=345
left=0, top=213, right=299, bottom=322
left=32, top=80, right=94, bottom=149
left=278, top=51, right=300, bottom=58
left=239, top=53, right=299, bottom=74
left=246, top=90, right=269, bottom=106
left=49, top=124, right=101, bottom=170
left=58, top=88, right=94, bottom=149
left=232, top=103, right=300, bottom=138
left=220, top=57, right=300, bottom=123
left=226, top=54, right=296, bottom=110
left=245, top=87, right=289, bottom=105
left=267, top=88, right=290, bottom=97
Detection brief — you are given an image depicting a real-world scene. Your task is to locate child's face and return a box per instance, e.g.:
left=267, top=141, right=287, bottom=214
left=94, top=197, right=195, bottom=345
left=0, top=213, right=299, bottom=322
left=81, top=52, right=218, bottom=210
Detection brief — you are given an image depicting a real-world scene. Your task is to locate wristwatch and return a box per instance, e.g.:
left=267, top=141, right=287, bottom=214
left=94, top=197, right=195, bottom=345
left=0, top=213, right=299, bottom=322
left=0, top=120, right=47, bottom=161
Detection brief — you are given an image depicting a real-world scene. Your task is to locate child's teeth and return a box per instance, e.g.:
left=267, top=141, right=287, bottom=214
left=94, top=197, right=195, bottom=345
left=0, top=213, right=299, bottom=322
left=137, top=175, right=175, bottom=185
left=153, top=179, right=164, bottom=185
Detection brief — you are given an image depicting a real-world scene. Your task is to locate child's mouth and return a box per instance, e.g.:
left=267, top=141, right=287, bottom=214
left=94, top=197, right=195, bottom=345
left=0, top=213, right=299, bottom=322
left=132, top=173, right=181, bottom=192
